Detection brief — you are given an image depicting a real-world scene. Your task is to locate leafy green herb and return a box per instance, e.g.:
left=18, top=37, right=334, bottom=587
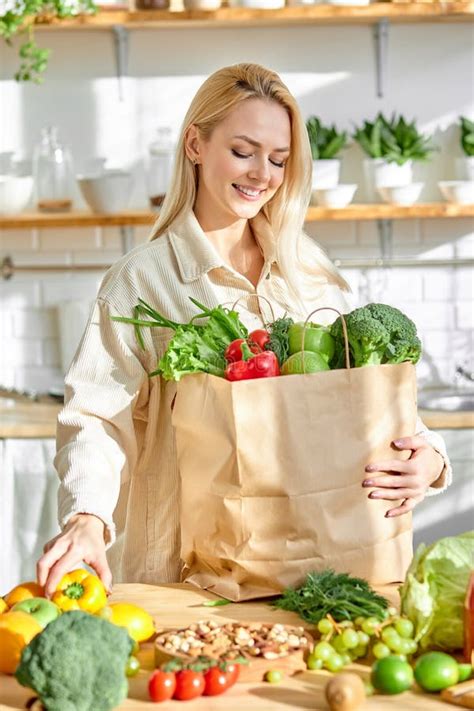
left=306, top=116, right=347, bottom=160
left=273, top=570, right=388, bottom=624
left=202, top=598, right=232, bottom=607
left=353, top=113, right=435, bottom=165
left=265, top=316, right=294, bottom=366
left=460, top=116, right=474, bottom=157
left=112, top=297, right=248, bottom=382
left=1, top=0, right=97, bottom=83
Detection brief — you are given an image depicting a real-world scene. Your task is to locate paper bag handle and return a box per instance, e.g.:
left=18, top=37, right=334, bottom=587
left=302, top=307, right=351, bottom=371
left=232, top=294, right=276, bottom=324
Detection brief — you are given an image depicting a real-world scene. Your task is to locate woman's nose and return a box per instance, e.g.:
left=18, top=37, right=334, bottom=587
left=248, top=158, right=270, bottom=183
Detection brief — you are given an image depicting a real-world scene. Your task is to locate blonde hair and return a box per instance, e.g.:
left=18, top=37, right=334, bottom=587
left=150, top=63, right=350, bottom=302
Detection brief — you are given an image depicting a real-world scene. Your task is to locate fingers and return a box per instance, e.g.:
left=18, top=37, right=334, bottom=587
left=86, top=553, right=113, bottom=594
left=392, top=435, right=427, bottom=451
left=369, top=488, right=413, bottom=501
left=44, top=549, right=83, bottom=598
left=37, top=538, right=70, bottom=589
left=386, top=494, right=424, bottom=518
left=365, top=459, right=415, bottom=476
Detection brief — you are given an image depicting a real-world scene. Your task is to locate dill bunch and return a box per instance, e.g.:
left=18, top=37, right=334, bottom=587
left=273, top=570, right=389, bottom=624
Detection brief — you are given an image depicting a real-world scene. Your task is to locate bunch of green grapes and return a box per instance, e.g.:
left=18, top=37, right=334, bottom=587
left=306, top=607, right=418, bottom=673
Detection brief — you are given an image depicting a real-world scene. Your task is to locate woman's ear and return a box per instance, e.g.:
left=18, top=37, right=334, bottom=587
left=184, top=125, right=201, bottom=165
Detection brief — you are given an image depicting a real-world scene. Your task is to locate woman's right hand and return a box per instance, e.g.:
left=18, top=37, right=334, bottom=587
left=37, top=513, right=112, bottom=598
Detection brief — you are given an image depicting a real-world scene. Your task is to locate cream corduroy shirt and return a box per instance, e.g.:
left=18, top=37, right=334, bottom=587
left=55, top=210, right=452, bottom=584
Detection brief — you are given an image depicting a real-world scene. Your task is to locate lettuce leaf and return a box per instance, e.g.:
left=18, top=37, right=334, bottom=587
left=400, top=531, right=474, bottom=650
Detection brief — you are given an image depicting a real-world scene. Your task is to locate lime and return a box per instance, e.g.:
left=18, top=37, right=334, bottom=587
left=458, top=664, right=472, bottom=682
left=414, top=652, right=459, bottom=692
left=125, top=655, right=140, bottom=677
left=281, top=351, right=329, bottom=375
left=264, top=670, right=283, bottom=684
left=371, top=656, right=414, bottom=694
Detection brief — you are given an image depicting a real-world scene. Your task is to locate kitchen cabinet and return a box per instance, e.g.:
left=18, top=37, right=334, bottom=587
left=0, top=582, right=451, bottom=709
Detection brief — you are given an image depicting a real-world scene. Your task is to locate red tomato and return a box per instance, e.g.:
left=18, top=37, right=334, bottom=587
left=173, top=669, right=205, bottom=701
left=248, top=329, right=270, bottom=351
left=225, top=663, right=240, bottom=686
left=148, top=669, right=176, bottom=703
left=203, top=667, right=231, bottom=696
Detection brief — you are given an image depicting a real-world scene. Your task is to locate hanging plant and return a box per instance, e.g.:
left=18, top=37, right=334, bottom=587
left=0, top=0, right=97, bottom=83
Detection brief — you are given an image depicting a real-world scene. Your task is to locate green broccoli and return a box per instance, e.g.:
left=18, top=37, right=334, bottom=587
left=330, top=303, right=422, bottom=368
left=15, top=610, right=134, bottom=711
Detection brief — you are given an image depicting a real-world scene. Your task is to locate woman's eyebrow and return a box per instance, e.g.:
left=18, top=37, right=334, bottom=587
left=233, top=134, right=290, bottom=153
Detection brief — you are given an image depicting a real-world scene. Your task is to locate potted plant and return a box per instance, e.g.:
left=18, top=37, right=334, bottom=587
left=353, top=113, right=435, bottom=201
left=305, top=116, right=347, bottom=190
left=457, top=116, right=474, bottom=181
left=0, top=0, right=97, bottom=83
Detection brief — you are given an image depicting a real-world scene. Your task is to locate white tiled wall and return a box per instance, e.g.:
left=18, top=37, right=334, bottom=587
left=2, top=219, right=472, bottom=392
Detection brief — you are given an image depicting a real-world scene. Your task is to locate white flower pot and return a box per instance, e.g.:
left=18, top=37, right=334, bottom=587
left=455, top=156, right=474, bottom=182
left=364, top=158, right=413, bottom=202
left=311, top=159, right=341, bottom=190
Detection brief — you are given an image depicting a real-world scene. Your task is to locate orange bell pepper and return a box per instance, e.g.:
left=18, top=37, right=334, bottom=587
left=52, top=569, right=107, bottom=614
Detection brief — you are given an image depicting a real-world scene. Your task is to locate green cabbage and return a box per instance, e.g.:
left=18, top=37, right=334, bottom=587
left=400, top=531, right=474, bottom=651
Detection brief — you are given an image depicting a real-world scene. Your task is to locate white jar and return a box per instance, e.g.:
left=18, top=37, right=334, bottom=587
left=311, top=159, right=341, bottom=190
left=228, top=0, right=285, bottom=8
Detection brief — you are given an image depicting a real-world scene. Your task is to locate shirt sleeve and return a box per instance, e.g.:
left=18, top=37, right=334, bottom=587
left=54, top=297, right=148, bottom=546
left=415, top=416, right=453, bottom=496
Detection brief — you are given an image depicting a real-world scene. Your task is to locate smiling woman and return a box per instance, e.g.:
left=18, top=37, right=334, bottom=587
left=35, top=62, right=452, bottom=596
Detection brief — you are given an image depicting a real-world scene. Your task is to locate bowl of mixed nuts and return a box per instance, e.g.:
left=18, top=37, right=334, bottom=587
left=154, top=619, right=314, bottom=682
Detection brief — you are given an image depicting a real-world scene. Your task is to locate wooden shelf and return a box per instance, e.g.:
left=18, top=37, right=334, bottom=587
left=0, top=203, right=472, bottom=230
left=32, top=2, right=474, bottom=30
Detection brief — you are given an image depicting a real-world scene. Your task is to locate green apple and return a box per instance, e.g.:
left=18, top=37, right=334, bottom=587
left=288, top=322, right=335, bottom=363
left=12, top=596, right=61, bottom=628
left=281, top=350, right=329, bottom=375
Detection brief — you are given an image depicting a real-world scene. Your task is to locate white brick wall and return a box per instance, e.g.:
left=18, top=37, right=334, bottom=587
left=0, top=218, right=472, bottom=392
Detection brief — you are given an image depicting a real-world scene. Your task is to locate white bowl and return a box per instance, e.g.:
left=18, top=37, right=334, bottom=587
left=377, top=182, right=424, bottom=206
left=77, top=170, right=133, bottom=213
left=312, top=184, right=357, bottom=208
left=0, top=175, right=34, bottom=214
left=438, top=180, right=474, bottom=205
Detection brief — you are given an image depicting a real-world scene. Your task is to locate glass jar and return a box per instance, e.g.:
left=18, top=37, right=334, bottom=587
left=33, top=126, right=74, bottom=212
left=146, top=127, right=175, bottom=210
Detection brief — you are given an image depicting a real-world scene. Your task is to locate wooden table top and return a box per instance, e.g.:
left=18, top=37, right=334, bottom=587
left=0, top=583, right=450, bottom=710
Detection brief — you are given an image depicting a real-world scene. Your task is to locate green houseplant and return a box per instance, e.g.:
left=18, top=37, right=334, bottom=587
left=305, top=116, right=348, bottom=190
left=0, top=0, right=97, bottom=83
left=353, top=112, right=435, bottom=202
left=456, top=116, right=474, bottom=182
left=353, top=112, right=435, bottom=166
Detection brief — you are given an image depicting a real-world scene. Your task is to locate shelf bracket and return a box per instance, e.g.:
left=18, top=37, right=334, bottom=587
left=112, top=25, right=129, bottom=102
left=373, top=19, right=389, bottom=99
left=377, top=218, right=393, bottom=263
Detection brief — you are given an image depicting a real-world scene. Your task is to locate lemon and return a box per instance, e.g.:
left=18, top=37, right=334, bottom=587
left=108, top=602, right=155, bottom=642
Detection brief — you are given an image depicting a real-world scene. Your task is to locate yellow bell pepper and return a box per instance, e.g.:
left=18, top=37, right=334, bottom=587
left=52, top=569, right=107, bottom=614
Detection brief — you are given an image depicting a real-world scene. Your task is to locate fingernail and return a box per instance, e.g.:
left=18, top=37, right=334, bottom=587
left=393, top=440, right=403, bottom=447
left=365, top=465, right=375, bottom=472
left=363, top=480, right=373, bottom=487
left=369, top=492, right=379, bottom=499
left=385, top=511, right=393, bottom=517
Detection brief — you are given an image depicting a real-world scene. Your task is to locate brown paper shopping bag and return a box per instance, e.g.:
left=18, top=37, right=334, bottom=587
left=172, top=307, right=417, bottom=601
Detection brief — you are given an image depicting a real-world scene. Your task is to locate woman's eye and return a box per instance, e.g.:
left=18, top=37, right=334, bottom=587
left=270, top=159, right=285, bottom=168
left=232, top=149, right=250, bottom=159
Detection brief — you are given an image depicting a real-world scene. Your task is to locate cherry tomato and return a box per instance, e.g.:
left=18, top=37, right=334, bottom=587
left=203, top=667, right=231, bottom=696
left=173, top=669, right=205, bottom=701
left=249, top=329, right=270, bottom=351
left=148, top=669, right=176, bottom=703
left=225, top=663, right=240, bottom=686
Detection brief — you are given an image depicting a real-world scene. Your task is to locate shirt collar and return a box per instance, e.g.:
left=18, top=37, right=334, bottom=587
left=169, top=210, right=277, bottom=284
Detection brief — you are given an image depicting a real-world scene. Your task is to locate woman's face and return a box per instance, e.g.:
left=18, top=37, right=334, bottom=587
left=190, top=97, right=291, bottom=223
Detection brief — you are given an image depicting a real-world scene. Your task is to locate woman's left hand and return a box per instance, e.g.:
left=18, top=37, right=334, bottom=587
left=363, top=435, right=445, bottom=518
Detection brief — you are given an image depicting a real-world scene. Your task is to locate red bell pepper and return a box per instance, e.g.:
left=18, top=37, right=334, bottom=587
left=224, top=329, right=270, bottom=363
left=225, top=342, right=280, bottom=381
